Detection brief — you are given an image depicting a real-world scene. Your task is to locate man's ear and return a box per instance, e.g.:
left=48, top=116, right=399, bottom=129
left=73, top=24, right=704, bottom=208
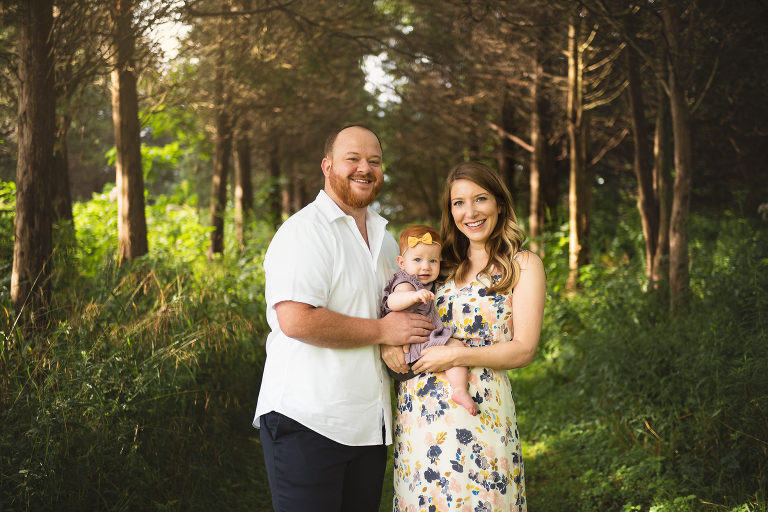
left=321, top=157, right=331, bottom=177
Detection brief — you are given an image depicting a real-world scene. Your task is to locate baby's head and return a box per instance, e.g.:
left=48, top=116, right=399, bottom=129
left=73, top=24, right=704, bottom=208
left=397, top=225, right=442, bottom=285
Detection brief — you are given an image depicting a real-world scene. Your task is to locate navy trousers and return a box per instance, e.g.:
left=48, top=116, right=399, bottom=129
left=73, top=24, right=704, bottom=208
left=259, top=411, right=387, bottom=512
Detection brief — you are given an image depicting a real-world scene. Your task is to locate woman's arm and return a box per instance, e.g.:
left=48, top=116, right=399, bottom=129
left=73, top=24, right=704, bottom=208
left=410, top=251, right=546, bottom=373
left=386, top=282, right=434, bottom=312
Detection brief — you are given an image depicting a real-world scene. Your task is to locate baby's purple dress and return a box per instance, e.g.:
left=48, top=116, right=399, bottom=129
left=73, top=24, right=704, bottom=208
left=381, top=270, right=453, bottom=380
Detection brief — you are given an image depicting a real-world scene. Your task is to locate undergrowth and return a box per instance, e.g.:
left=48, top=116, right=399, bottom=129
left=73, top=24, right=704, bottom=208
left=1, top=184, right=273, bottom=511
left=514, top=214, right=768, bottom=511
left=2, top=181, right=767, bottom=511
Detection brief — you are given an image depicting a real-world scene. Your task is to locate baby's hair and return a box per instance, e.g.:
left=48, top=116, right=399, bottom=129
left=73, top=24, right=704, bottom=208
left=398, top=225, right=442, bottom=255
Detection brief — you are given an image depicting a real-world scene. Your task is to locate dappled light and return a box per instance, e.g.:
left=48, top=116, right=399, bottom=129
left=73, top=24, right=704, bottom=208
left=1, top=0, right=767, bottom=511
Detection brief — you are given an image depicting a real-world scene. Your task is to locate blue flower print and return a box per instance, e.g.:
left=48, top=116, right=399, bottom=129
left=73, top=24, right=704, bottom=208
left=467, top=314, right=485, bottom=334
left=456, top=428, right=473, bottom=445
left=399, top=393, right=413, bottom=413
left=474, top=502, right=492, bottom=512
left=424, top=467, right=440, bottom=483
left=427, top=444, right=442, bottom=463
left=417, top=376, right=450, bottom=423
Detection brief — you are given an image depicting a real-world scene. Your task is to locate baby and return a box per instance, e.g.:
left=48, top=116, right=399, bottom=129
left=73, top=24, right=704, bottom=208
left=381, top=225, right=477, bottom=416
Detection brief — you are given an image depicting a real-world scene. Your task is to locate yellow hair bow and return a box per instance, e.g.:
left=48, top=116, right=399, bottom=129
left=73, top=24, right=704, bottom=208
left=407, top=233, right=438, bottom=247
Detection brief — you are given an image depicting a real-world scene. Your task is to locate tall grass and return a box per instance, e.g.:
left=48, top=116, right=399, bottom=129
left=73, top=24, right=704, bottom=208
left=3, top=181, right=767, bottom=511
left=1, top=184, right=273, bottom=511
left=515, top=214, right=768, bottom=511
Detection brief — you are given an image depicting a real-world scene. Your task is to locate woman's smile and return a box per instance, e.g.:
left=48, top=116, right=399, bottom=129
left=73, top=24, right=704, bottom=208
left=450, top=179, right=500, bottom=246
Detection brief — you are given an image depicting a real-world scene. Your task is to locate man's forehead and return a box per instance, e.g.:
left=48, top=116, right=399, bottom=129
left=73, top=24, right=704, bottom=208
left=335, top=128, right=382, bottom=153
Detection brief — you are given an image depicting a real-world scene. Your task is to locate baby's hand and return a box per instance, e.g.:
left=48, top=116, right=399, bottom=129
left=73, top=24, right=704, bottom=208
left=414, top=289, right=435, bottom=304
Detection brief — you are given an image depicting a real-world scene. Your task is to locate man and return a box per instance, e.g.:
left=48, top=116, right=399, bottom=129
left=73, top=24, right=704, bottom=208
left=254, top=124, right=434, bottom=512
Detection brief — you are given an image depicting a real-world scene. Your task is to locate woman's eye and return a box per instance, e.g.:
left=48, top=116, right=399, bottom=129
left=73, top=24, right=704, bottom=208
left=452, top=200, right=463, bottom=207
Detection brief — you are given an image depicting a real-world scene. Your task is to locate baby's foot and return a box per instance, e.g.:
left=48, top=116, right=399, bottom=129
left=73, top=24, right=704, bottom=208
left=452, top=389, right=478, bottom=416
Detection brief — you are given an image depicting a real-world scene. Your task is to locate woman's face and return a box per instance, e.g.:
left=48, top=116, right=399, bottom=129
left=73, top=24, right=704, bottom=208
left=449, top=179, right=501, bottom=248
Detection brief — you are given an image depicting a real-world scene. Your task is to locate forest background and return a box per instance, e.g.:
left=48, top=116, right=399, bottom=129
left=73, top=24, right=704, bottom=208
left=1, top=0, right=767, bottom=511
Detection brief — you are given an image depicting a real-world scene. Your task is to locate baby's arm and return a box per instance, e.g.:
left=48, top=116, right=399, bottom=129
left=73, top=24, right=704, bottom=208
left=386, top=282, right=435, bottom=312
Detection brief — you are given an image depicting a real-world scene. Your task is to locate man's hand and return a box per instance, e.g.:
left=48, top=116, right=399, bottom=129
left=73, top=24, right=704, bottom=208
left=381, top=345, right=409, bottom=374
left=378, top=311, right=434, bottom=346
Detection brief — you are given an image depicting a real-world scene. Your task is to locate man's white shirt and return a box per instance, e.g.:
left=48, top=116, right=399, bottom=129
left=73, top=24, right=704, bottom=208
left=254, top=190, right=399, bottom=446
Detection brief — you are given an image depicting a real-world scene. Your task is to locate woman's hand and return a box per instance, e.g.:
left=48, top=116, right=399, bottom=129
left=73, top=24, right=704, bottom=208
left=411, top=345, right=463, bottom=374
left=381, top=344, right=410, bottom=374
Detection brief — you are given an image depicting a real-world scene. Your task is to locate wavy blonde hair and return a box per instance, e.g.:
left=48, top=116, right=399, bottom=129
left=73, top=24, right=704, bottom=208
left=439, top=161, right=526, bottom=295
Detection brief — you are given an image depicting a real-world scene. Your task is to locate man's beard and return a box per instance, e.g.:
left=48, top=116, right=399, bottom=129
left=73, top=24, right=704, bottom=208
left=328, top=170, right=382, bottom=209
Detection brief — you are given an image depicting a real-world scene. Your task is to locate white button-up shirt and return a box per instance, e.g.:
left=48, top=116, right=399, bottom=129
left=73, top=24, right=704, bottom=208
left=253, top=190, right=399, bottom=446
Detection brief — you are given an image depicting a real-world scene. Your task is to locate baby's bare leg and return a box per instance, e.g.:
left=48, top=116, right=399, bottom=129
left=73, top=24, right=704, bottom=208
left=444, top=339, right=477, bottom=415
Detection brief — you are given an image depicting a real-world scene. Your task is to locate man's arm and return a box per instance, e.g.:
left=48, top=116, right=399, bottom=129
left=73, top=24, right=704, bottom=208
left=275, top=301, right=434, bottom=348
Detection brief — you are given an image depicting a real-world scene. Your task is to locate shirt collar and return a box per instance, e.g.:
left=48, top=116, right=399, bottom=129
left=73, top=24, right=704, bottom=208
left=314, top=189, right=388, bottom=228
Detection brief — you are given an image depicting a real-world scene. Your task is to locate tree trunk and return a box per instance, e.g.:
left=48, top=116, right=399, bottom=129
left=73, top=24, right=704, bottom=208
left=269, top=140, right=282, bottom=229
left=110, top=0, right=148, bottom=262
left=292, top=174, right=306, bottom=213
left=499, top=88, right=517, bottom=200
left=52, top=116, right=73, bottom=222
left=626, top=43, right=658, bottom=285
left=529, top=53, right=545, bottom=252
left=11, top=0, right=56, bottom=329
left=566, top=12, right=590, bottom=291
left=208, top=62, right=232, bottom=259
left=662, top=2, right=693, bottom=313
left=651, top=82, right=671, bottom=288
left=577, top=110, right=592, bottom=263
left=233, top=121, right=252, bottom=250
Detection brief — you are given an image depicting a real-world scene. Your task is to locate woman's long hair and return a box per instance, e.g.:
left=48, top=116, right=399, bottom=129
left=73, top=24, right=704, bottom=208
left=439, top=161, right=526, bottom=294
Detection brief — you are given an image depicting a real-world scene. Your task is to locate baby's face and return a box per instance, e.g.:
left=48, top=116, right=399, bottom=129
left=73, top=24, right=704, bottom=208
left=399, top=242, right=441, bottom=285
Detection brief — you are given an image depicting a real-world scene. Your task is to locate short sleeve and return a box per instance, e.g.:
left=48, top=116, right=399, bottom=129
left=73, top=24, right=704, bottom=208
left=263, top=214, right=335, bottom=310
left=380, top=270, right=426, bottom=317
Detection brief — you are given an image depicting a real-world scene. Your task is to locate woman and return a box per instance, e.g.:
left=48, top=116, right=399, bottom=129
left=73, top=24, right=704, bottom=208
left=385, top=161, right=546, bottom=512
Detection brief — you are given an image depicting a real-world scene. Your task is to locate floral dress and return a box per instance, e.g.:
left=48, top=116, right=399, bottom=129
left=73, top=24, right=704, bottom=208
left=393, top=273, right=526, bottom=512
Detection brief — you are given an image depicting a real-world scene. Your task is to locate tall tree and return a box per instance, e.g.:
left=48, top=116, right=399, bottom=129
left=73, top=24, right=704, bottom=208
left=11, top=0, right=55, bottom=328
left=233, top=118, right=253, bottom=250
left=651, top=79, right=671, bottom=289
left=661, top=1, right=693, bottom=312
left=207, top=6, right=232, bottom=259
left=51, top=0, right=109, bottom=223
left=109, top=0, right=148, bottom=261
left=625, top=24, right=658, bottom=286
left=566, top=10, right=590, bottom=291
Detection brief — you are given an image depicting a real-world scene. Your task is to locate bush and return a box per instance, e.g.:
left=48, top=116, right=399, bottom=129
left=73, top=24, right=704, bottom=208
left=520, top=213, right=768, bottom=511
left=1, top=186, right=273, bottom=511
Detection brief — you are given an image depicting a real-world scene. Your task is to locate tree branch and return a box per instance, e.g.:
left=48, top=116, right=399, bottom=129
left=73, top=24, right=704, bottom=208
left=486, top=120, right=534, bottom=153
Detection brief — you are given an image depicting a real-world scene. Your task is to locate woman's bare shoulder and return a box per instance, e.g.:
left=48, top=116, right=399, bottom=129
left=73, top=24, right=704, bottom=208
left=514, top=249, right=543, bottom=270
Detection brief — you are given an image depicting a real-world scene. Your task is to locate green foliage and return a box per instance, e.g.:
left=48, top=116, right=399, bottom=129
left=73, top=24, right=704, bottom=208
left=4, top=183, right=768, bottom=511
left=515, top=214, right=768, bottom=511
left=1, top=188, right=274, bottom=511
left=0, top=181, right=14, bottom=333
